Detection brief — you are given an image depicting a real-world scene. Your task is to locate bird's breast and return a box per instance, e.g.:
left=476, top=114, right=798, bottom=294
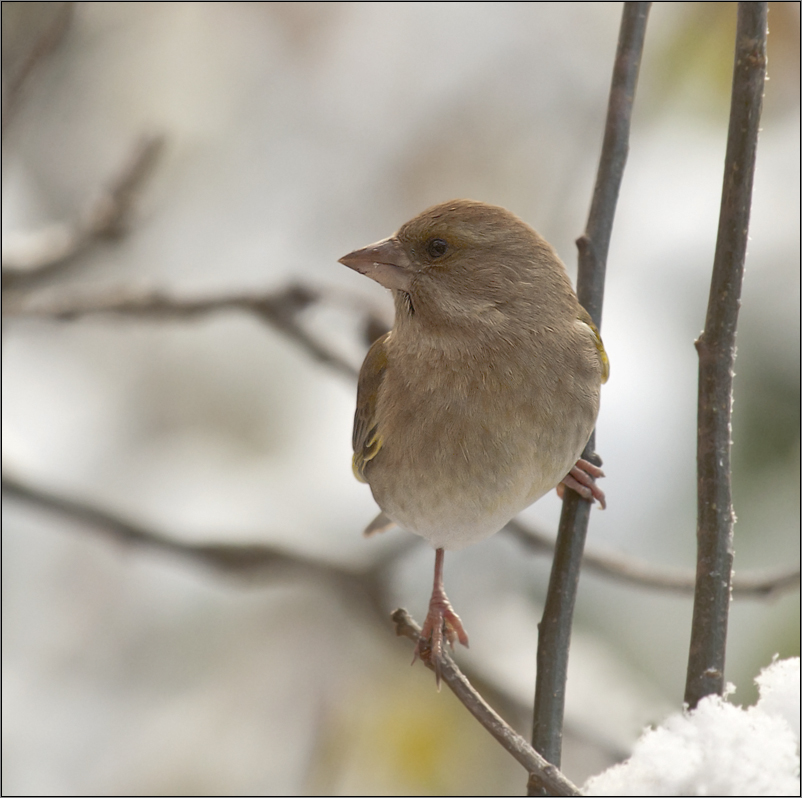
left=363, top=341, right=599, bottom=549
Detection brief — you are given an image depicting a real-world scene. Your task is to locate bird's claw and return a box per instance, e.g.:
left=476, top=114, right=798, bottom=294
left=557, top=457, right=606, bottom=509
left=412, top=591, right=469, bottom=688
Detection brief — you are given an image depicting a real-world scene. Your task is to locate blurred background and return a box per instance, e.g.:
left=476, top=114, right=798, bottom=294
left=2, top=2, right=799, bottom=795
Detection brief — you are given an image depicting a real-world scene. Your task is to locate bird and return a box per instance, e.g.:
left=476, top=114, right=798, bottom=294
left=339, top=199, right=608, bottom=685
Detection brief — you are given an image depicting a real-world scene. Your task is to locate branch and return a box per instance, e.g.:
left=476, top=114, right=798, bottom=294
left=1, top=472, right=348, bottom=580
left=3, top=470, right=625, bottom=767
left=507, top=520, right=799, bottom=599
left=9, top=467, right=793, bottom=784
left=3, top=471, right=614, bottom=755
left=2, top=133, right=164, bottom=288
left=392, top=609, right=581, bottom=797
left=0, top=471, right=407, bottom=630
left=2, top=284, right=360, bottom=380
left=7, top=466, right=794, bottom=607
left=2, top=2, right=75, bottom=128
left=529, top=5, right=651, bottom=791
left=685, top=2, right=768, bottom=710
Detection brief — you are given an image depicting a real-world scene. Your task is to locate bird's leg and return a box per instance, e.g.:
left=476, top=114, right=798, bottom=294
left=557, top=458, right=606, bottom=509
left=413, top=547, right=469, bottom=687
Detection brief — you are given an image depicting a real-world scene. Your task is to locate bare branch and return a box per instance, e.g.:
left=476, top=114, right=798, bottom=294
left=7, top=468, right=794, bottom=605
left=507, top=520, right=799, bottom=599
left=0, top=470, right=584, bottom=763
left=530, top=4, right=651, bottom=789
left=1, top=472, right=351, bottom=582
left=685, top=2, right=768, bottom=710
left=2, top=133, right=164, bottom=288
left=2, top=2, right=75, bottom=127
left=0, top=471, right=576, bottom=741
left=2, top=283, right=360, bottom=379
left=19, top=279, right=798, bottom=604
left=2, top=468, right=423, bottom=639
left=84, top=133, right=165, bottom=239
left=392, top=609, right=581, bottom=797
left=8, top=469, right=792, bottom=784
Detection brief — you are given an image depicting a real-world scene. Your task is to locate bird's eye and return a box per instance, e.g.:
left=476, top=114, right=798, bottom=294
left=426, top=238, right=449, bottom=259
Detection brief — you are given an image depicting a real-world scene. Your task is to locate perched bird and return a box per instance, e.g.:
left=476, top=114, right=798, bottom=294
left=339, top=200, right=608, bottom=683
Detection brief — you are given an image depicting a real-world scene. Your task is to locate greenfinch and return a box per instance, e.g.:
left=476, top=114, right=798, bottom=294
left=340, top=199, right=608, bottom=682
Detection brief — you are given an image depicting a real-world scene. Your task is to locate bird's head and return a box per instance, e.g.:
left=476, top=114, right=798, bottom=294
left=339, top=200, right=576, bottom=339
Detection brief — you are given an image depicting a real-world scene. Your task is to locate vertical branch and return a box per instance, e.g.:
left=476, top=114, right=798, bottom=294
left=528, top=4, right=650, bottom=794
left=685, top=2, right=767, bottom=710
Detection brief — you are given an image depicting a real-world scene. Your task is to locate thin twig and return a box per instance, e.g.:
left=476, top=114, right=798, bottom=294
left=6, top=469, right=795, bottom=605
left=8, top=269, right=792, bottom=598
left=0, top=470, right=626, bottom=767
left=2, top=471, right=609, bottom=755
left=0, top=470, right=409, bottom=634
left=1, top=472, right=348, bottom=581
left=2, top=134, right=164, bottom=288
left=2, top=284, right=360, bottom=379
left=2, top=2, right=75, bottom=127
left=391, top=609, right=581, bottom=797
left=6, top=468, right=793, bottom=782
left=685, top=2, right=768, bottom=710
left=507, top=520, right=799, bottom=599
left=530, top=4, right=651, bottom=792
left=84, top=133, right=165, bottom=239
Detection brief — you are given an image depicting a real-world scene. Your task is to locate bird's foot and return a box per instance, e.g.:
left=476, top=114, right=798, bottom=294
left=557, top=458, right=606, bottom=509
left=413, top=588, right=469, bottom=688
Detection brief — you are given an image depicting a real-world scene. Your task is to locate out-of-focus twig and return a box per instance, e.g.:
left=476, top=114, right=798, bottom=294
left=0, top=471, right=400, bottom=622
left=9, top=284, right=793, bottom=605
left=507, top=520, right=800, bottom=599
left=392, top=609, right=581, bottom=797
left=2, top=471, right=345, bottom=579
left=2, top=283, right=360, bottom=379
left=6, top=469, right=795, bottom=605
left=2, top=2, right=75, bottom=127
left=3, top=469, right=629, bottom=768
left=2, top=134, right=164, bottom=288
left=85, top=133, right=165, bottom=239
left=8, top=468, right=793, bottom=781
left=685, top=2, right=768, bottom=710
left=529, top=5, right=651, bottom=792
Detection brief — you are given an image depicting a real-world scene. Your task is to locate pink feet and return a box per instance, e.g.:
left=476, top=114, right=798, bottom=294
left=412, top=457, right=605, bottom=689
left=557, top=457, right=606, bottom=509
left=413, top=548, right=469, bottom=687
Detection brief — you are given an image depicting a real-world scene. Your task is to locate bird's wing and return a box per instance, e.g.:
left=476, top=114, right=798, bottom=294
left=577, top=306, right=610, bottom=384
left=352, top=331, right=390, bottom=482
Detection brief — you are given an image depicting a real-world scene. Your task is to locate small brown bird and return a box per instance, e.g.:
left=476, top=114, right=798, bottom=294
left=339, top=200, right=608, bottom=683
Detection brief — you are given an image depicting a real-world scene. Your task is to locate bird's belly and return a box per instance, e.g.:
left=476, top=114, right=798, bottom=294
left=367, top=399, right=593, bottom=550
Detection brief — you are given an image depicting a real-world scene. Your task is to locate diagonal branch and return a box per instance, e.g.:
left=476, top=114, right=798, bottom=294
left=392, top=609, right=581, bottom=797
left=529, top=5, right=651, bottom=792
left=6, top=467, right=795, bottom=789
left=2, top=2, right=75, bottom=127
left=0, top=470, right=614, bottom=767
left=685, top=2, right=768, bottom=710
left=3, top=471, right=608, bottom=760
left=2, top=134, right=164, bottom=288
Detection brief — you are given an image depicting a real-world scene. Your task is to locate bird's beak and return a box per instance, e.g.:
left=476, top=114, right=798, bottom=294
left=338, top=236, right=413, bottom=292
